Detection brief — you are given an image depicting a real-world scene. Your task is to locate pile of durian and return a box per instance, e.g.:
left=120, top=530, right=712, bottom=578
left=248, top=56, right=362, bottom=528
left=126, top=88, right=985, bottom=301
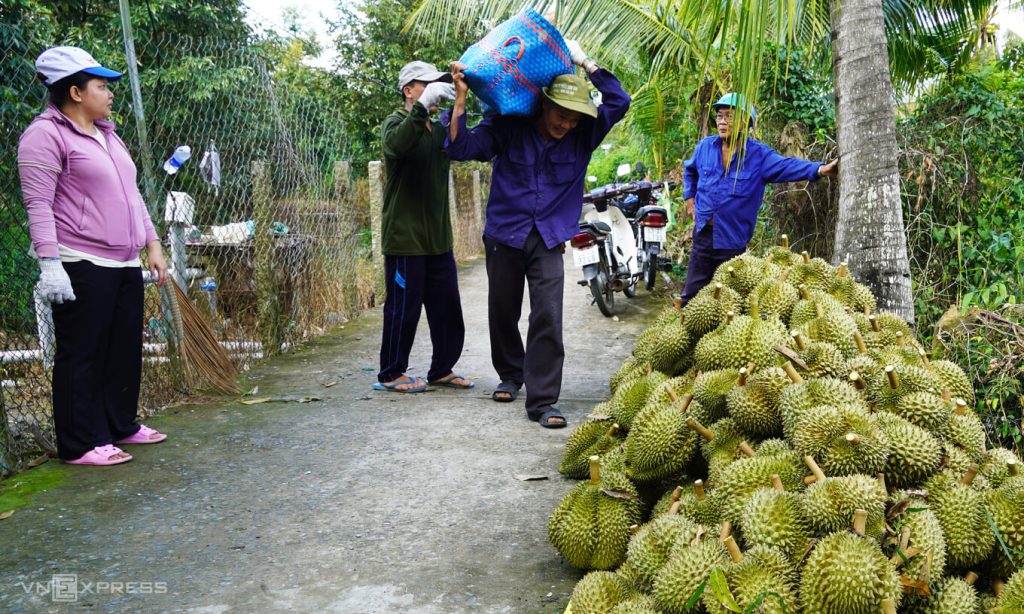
left=551, top=238, right=1024, bottom=614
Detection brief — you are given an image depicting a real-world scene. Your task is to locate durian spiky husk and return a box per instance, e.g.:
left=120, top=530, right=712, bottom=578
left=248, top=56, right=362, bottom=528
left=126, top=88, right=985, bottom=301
left=799, top=531, right=902, bottom=614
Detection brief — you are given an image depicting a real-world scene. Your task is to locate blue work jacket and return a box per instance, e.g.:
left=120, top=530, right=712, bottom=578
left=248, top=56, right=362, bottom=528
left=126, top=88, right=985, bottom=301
left=683, top=136, right=823, bottom=250
left=443, top=68, right=631, bottom=250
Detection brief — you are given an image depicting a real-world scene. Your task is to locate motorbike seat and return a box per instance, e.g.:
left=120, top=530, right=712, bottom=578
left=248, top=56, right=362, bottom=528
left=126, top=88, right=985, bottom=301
left=635, top=204, right=668, bottom=218
left=582, top=221, right=613, bottom=236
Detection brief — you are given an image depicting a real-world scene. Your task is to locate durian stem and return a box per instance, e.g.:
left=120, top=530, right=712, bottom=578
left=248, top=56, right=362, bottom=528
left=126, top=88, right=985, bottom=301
left=881, top=599, right=897, bottom=614
left=804, top=455, right=827, bottom=482
left=719, top=521, right=733, bottom=541
left=738, top=367, right=749, bottom=386
left=779, top=268, right=791, bottom=282
left=994, top=579, right=1005, bottom=597
left=853, top=509, right=868, bottom=536
left=646, top=363, right=653, bottom=376
left=955, top=399, right=968, bottom=416
left=723, top=535, right=744, bottom=563
left=849, top=371, right=866, bottom=390
left=677, top=393, right=694, bottom=414
left=885, top=366, right=899, bottom=389
left=838, top=262, right=848, bottom=278
left=854, top=331, right=868, bottom=354
left=630, top=524, right=641, bottom=535
left=725, top=310, right=735, bottom=325
left=895, top=331, right=906, bottom=347
left=965, top=572, right=979, bottom=586
left=714, top=283, right=723, bottom=300
left=1008, top=459, right=1020, bottom=477
left=679, top=313, right=686, bottom=327
left=739, top=442, right=756, bottom=458
left=589, top=456, right=601, bottom=485
left=846, top=433, right=863, bottom=446
left=798, top=284, right=810, bottom=300
left=942, top=388, right=952, bottom=402
left=667, top=388, right=679, bottom=402
left=801, top=250, right=810, bottom=264
left=781, top=234, right=789, bottom=249
left=694, top=479, right=706, bottom=501
left=606, top=424, right=620, bottom=438
left=961, top=464, right=979, bottom=486
left=783, top=361, right=804, bottom=384
left=674, top=296, right=683, bottom=310
left=670, top=485, right=684, bottom=504
left=668, top=501, right=681, bottom=516
left=869, top=315, right=881, bottom=332
left=687, top=417, right=715, bottom=441
left=791, top=330, right=807, bottom=351
left=804, top=475, right=818, bottom=486
left=728, top=266, right=736, bottom=278
left=918, top=348, right=929, bottom=364
left=771, top=474, right=784, bottom=491
left=748, top=295, right=760, bottom=319
left=815, top=303, right=825, bottom=318
left=877, top=473, right=887, bottom=491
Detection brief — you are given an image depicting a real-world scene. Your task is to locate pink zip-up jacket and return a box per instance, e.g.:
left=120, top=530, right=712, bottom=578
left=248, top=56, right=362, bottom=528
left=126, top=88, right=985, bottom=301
left=17, top=104, right=158, bottom=261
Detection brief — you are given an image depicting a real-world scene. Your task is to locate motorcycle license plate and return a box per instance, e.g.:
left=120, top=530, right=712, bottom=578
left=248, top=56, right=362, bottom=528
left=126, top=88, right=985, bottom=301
left=644, top=227, right=667, bottom=242
left=573, top=246, right=600, bottom=268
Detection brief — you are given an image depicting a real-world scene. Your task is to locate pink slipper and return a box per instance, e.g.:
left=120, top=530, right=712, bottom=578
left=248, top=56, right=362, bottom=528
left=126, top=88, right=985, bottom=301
left=115, top=425, right=167, bottom=445
left=66, top=444, right=133, bottom=466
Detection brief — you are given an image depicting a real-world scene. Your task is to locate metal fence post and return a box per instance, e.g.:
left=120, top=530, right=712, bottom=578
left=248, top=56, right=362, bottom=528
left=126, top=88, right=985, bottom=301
left=252, top=161, right=282, bottom=356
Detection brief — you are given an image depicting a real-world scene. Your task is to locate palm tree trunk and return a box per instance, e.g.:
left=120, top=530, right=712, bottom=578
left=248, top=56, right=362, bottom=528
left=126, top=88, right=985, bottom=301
left=830, top=0, right=915, bottom=323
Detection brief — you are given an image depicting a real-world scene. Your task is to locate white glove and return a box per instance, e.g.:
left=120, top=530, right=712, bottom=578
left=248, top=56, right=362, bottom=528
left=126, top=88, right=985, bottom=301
left=566, top=40, right=588, bottom=67
left=418, top=82, right=456, bottom=109
left=37, top=259, right=76, bottom=305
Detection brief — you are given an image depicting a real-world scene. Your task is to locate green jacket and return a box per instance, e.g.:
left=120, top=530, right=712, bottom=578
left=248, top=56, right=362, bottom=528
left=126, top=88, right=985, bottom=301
left=380, top=101, right=453, bottom=256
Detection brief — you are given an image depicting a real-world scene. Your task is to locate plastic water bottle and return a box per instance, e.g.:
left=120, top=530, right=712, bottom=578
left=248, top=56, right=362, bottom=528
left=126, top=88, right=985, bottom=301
left=163, top=145, right=191, bottom=175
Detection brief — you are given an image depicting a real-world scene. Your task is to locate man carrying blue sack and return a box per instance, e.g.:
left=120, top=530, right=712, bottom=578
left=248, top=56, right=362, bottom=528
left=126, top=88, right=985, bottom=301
left=680, top=93, right=838, bottom=304
left=445, top=41, right=630, bottom=429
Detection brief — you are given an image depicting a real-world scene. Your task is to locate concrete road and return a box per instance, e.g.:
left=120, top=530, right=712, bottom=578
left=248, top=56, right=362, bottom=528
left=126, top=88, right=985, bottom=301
left=0, top=255, right=664, bottom=613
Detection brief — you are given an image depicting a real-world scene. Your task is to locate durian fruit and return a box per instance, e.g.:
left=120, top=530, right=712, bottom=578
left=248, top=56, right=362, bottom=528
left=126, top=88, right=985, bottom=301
left=872, top=364, right=949, bottom=430
left=726, top=365, right=785, bottom=437
left=826, top=262, right=877, bottom=313
left=787, top=252, right=837, bottom=293
left=703, top=537, right=799, bottom=614
left=683, top=283, right=742, bottom=339
left=712, top=445, right=807, bottom=522
left=632, top=315, right=691, bottom=375
left=652, top=303, right=684, bottom=327
left=649, top=485, right=683, bottom=518
left=560, top=420, right=623, bottom=478
left=712, top=254, right=781, bottom=297
left=904, top=573, right=981, bottom=614
left=858, top=312, right=915, bottom=349
left=777, top=369, right=866, bottom=439
left=624, top=393, right=701, bottom=482
left=799, top=510, right=903, bottom=614
left=645, top=372, right=698, bottom=409
left=690, top=417, right=748, bottom=484
left=738, top=475, right=812, bottom=562
left=691, top=368, right=741, bottom=422
left=609, top=595, right=660, bottom=614
left=693, top=312, right=735, bottom=371
left=944, top=442, right=986, bottom=480
left=676, top=479, right=721, bottom=527
left=943, top=399, right=987, bottom=462
left=765, top=234, right=800, bottom=268
left=619, top=504, right=701, bottom=592
left=651, top=537, right=730, bottom=614
left=610, top=356, right=645, bottom=394
left=788, top=330, right=847, bottom=379
left=548, top=456, right=643, bottom=570
left=926, top=466, right=996, bottom=570
left=746, top=273, right=800, bottom=322
left=801, top=457, right=887, bottom=538
left=874, top=411, right=943, bottom=487
left=569, top=570, right=638, bottom=614
left=790, top=286, right=847, bottom=328
left=790, top=403, right=890, bottom=477
left=870, top=330, right=926, bottom=366
left=887, top=491, right=948, bottom=583
left=610, top=368, right=670, bottom=431
left=924, top=356, right=976, bottom=406
left=997, top=570, right=1024, bottom=613
left=980, top=450, right=1023, bottom=488
left=716, top=297, right=790, bottom=369
left=984, top=468, right=1024, bottom=576
left=795, top=304, right=860, bottom=357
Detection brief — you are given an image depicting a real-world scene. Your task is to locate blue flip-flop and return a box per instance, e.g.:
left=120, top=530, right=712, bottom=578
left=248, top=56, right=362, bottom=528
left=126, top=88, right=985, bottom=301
left=372, top=375, right=427, bottom=393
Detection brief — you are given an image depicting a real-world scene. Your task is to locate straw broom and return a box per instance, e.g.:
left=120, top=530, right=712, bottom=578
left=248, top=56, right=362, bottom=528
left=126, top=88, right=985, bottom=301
left=168, top=281, right=240, bottom=394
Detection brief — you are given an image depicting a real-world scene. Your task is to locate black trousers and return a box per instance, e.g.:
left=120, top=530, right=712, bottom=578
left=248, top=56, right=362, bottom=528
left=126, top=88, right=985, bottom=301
left=51, top=261, right=144, bottom=460
left=378, top=251, right=466, bottom=383
left=680, top=223, right=746, bottom=304
left=484, top=229, right=564, bottom=417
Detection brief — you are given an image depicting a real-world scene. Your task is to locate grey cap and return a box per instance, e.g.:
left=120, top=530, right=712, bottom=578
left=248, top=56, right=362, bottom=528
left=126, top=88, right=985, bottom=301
left=397, top=61, right=453, bottom=93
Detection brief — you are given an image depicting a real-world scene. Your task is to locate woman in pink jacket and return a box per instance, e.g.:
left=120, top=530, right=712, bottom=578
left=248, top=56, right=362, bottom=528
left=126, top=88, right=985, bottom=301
left=18, top=47, right=170, bottom=466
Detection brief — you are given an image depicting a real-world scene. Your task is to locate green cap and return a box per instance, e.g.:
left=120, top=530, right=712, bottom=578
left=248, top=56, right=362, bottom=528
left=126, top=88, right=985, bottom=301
left=542, top=74, right=598, bottom=118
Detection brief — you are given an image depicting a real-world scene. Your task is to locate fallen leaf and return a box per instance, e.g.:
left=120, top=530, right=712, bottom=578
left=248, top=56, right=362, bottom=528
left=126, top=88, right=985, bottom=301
left=294, top=396, right=321, bottom=403
left=0, top=510, right=14, bottom=520
left=600, top=488, right=637, bottom=501
left=323, top=381, right=337, bottom=388
left=238, top=397, right=272, bottom=405
left=773, top=345, right=809, bottom=370
left=514, top=474, right=548, bottom=482
left=26, top=455, right=49, bottom=468
left=900, top=575, right=931, bottom=596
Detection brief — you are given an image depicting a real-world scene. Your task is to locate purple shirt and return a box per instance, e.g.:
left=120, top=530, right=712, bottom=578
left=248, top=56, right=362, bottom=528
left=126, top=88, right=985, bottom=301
left=443, top=68, right=630, bottom=249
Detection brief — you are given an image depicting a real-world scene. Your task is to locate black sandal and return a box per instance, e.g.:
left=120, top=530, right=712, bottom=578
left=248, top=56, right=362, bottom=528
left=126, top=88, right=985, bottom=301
left=535, top=407, right=567, bottom=429
left=492, top=381, right=521, bottom=403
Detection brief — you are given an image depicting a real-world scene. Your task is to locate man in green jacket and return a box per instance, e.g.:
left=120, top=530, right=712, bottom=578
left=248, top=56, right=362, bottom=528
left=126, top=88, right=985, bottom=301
left=374, top=61, right=473, bottom=393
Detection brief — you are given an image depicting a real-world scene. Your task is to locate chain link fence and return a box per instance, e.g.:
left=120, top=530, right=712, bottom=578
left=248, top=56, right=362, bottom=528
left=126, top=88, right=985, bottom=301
left=0, top=27, right=488, bottom=472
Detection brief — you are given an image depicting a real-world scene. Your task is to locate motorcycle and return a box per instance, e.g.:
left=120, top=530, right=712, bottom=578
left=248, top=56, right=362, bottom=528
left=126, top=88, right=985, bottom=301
left=570, top=178, right=676, bottom=316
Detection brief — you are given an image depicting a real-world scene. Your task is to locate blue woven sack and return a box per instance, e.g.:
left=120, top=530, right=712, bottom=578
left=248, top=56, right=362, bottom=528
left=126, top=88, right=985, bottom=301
left=458, top=9, right=574, bottom=116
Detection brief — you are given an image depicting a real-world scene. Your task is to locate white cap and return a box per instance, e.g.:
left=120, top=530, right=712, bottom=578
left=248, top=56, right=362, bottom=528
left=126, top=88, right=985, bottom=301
left=397, top=61, right=452, bottom=93
left=35, top=46, right=123, bottom=87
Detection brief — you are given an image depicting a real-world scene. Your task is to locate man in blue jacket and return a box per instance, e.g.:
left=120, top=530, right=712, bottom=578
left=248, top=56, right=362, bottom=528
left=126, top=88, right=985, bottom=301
left=681, top=93, right=838, bottom=303
left=445, top=41, right=630, bottom=428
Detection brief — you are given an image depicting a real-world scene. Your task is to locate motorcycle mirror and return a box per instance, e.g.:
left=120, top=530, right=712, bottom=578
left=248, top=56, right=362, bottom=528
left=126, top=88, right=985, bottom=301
left=616, top=163, right=631, bottom=178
